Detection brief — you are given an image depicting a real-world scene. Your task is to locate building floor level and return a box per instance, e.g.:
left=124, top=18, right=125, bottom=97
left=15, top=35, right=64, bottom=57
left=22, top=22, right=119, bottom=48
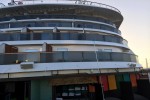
left=0, top=73, right=149, bottom=100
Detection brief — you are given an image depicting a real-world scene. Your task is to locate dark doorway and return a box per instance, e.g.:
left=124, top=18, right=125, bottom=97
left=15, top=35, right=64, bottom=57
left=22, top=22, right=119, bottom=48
left=54, top=84, right=89, bottom=100
left=53, top=84, right=104, bottom=100
left=0, top=81, right=30, bottom=100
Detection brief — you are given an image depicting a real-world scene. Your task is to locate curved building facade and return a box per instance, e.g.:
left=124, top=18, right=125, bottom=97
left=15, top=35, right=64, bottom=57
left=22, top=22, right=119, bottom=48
left=0, top=0, right=142, bottom=100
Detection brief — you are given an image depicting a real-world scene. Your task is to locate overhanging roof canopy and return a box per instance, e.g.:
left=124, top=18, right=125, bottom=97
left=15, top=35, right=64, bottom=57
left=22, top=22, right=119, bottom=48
left=0, top=4, right=123, bottom=28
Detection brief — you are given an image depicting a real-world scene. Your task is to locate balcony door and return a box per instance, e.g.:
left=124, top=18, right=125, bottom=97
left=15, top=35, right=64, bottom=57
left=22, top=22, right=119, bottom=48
left=5, top=44, right=18, bottom=53
left=42, top=42, right=52, bottom=52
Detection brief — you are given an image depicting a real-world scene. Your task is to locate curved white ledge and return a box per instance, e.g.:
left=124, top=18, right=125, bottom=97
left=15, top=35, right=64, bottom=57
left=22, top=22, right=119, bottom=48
left=0, top=1, right=121, bottom=14
left=0, top=18, right=115, bottom=28
left=1, top=27, right=121, bottom=36
left=0, top=62, right=141, bottom=74
left=0, top=40, right=129, bottom=49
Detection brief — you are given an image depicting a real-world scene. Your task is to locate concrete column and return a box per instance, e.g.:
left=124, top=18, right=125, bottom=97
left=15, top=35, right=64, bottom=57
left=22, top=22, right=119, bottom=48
left=31, top=80, right=52, bottom=100
left=31, top=80, right=40, bottom=100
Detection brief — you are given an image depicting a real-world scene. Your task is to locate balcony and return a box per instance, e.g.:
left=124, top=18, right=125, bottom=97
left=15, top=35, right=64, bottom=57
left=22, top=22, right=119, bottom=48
left=0, top=14, right=114, bottom=25
left=0, top=19, right=119, bottom=34
left=0, top=32, right=123, bottom=44
left=0, top=0, right=121, bottom=14
left=0, top=51, right=138, bottom=65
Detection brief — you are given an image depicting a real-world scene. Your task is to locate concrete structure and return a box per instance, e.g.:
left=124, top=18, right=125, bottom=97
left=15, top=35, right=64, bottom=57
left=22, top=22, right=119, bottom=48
left=0, top=0, right=145, bottom=100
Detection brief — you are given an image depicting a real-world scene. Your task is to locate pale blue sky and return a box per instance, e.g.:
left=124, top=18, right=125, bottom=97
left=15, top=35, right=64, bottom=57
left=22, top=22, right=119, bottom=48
left=0, top=0, right=150, bottom=67
left=93, top=0, right=150, bottom=68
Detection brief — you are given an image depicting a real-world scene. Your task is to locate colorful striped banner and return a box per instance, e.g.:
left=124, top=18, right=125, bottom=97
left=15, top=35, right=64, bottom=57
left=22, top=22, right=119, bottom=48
left=108, top=75, right=117, bottom=90
left=130, top=74, right=137, bottom=87
left=99, top=75, right=108, bottom=91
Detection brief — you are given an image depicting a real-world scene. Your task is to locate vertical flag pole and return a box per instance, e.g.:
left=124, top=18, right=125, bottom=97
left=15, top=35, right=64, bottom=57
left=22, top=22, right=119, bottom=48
left=93, top=41, right=105, bottom=100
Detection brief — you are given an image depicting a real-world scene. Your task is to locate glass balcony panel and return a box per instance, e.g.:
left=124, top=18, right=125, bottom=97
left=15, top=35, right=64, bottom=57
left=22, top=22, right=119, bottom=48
left=10, top=33, right=20, bottom=41
left=41, top=33, right=53, bottom=40
left=0, top=14, right=114, bottom=27
left=70, top=33, right=79, bottom=40
left=0, top=21, right=118, bottom=34
left=0, top=34, right=10, bottom=41
left=84, top=23, right=99, bottom=29
left=52, top=52, right=64, bottom=62
left=111, top=36, right=118, bottom=43
left=35, top=22, right=45, bottom=27
left=0, top=23, right=9, bottom=29
left=10, top=23, right=24, bottom=28
left=53, top=33, right=61, bottom=40
left=86, top=34, right=97, bottom=41
left=24, top=22, right=35, bottom=27
left=40, top=52, right=53, bottom=63
left=105, top=35, right=113, bottom=42
left=123, top=54, right=131, bottom=62
left=18, top=53, right=40, bottom=63
left=122, top=39, right=128, bottom=46
left=88, top=34, right=104, bottom=41
left=117, top=37, right=123, bottom=43
left=111, top=52, right=123, bottom=61
left=78, top=33, right=86, bottom=40
left=0, top=52, right=138, bottom=65
left=83, top=52, right=96, bottom=61
left=47, top=22, right=72, bottom=27
left=3, top=54, right=18, bottom=64
left=33, top=33, right=41, bottom=40
left=0, top=32, right=123, bottom=44
left=60, top=33, right=70, bottom=40
left=95, top=34, right=104, bottom=41
left=74, top=22, right=84, bottom=28
left=47, top=22, right=58, bottom=27
left=130, top=54, right=137, bottom=62
left=20, top=34, right=30, bottom=40
left=64, top=52, right=83, bottom=62
left=98, top=52, right=111, bottom=61
left=0, top=54, right=3, bottom=64
left=61, top=22, right=72, bottom=27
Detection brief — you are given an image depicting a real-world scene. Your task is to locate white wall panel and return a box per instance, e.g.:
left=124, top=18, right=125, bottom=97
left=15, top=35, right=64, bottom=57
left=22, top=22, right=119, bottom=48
left=53, top=45, right=123, bottom=52
left=17, top=45, right=42, bottom=52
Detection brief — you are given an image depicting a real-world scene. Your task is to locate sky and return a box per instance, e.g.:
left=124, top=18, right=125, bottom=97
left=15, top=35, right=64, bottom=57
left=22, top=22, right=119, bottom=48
left=91, top=0, right=150, bottom=68
left=0, top=0, right=150, bottom=68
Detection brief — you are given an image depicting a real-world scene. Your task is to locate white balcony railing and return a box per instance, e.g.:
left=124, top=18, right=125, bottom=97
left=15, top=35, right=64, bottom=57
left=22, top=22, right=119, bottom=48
left=0, top=0, right=121, bottom=14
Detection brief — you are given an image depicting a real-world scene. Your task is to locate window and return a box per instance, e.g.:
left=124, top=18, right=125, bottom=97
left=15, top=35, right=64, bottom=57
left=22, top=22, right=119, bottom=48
left=103, top=49, right=112, bottom=52
left=0, top=23, right=9, bottom=29
left=55, top=85, right=88, bottom=99
left=23, top=49, right=40, bottom=52
left=75, top=22, right=83, bottom=28
left=98, top=49, right=102, bottom=52
left=61, top=22, right=72, bottom=27
left=33, top=33, right=41, bottom=40
left=57, top=48, right=68, bottom=51
left=105, top=35, right=112, bottom=42
left=47, top=22, right=70, bottom=27
left=86, top=24, right=93, bottom=28
left=41, top=33, right=52, bottom=40
left=25, top=22, right=35, bottom=27
left=48, top=23, right=57, bottom=27
left=35, top=22, right=45, bottom=27
left=10, top=33, right=19, bottom=41
left=20, top=34, right=30, bottom=40
left=0, top=34, right=10, bottom=41
left=60, top=33, right=70, bottom=40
